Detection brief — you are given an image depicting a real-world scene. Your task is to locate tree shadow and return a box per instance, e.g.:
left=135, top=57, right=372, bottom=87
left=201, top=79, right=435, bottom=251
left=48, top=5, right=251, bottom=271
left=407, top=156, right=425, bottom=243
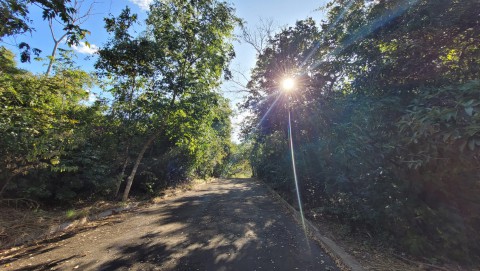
left=0, top=245, right=60, bottom=266
left=14, top=255, right=79, bottom=271
left=0, top=217, right=125, bottom=266
left=77, top=178, right=338, bottom=270
left=5, top=179, right=338, bottom=270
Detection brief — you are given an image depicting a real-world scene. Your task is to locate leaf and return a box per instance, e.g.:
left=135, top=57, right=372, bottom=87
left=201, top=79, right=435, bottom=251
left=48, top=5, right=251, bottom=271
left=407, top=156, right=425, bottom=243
left=465, top=107, right=474, bottom=116
left=442, top=133, right=450, bottom=142
left=464, top=99, right=475, bottom=107
left=50, top=157, right=60, bottom=165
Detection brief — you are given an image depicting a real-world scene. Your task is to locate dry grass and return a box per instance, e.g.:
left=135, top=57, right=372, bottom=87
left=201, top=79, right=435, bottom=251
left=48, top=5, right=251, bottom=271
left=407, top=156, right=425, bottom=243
left=0, top=207, right=63, bottom=249
left=0, top=200, right=129, bottom=250
left=0, top=178, right=214, bottom=250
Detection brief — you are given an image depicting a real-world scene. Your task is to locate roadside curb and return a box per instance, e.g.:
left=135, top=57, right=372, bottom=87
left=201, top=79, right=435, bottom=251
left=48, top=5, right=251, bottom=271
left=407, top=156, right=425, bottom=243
left=260, top=180, right=365, bottom=271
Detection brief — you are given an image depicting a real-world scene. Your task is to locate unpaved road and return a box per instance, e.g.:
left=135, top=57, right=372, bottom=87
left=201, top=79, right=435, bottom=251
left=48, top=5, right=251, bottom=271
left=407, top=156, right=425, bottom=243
left=2, top=178, right=339, bottom=271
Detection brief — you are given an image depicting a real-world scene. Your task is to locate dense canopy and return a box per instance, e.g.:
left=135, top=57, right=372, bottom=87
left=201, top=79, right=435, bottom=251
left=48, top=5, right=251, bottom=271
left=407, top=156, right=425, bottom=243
left=244, top=0, right=480, bottom=261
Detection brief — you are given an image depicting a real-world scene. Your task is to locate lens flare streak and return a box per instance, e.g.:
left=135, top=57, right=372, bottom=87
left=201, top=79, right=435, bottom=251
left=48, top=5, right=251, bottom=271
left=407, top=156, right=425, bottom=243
left=300, top=0, right=419, bottom=74
left=300, top=0, right=353, bottom=68
left=299, top=0, right=355, bottom=68
left=288, top=109, right=310, bottom=249
left=257, top=92, right=282, bottom=127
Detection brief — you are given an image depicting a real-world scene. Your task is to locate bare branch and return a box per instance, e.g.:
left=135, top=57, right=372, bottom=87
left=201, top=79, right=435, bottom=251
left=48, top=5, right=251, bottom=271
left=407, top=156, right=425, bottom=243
left=241, top=18, right=277, bottom=54
left=231, top=68, right=250, bottom=83
left=74, top=0, right=99, bottom=25
left=223, top=66, right=251, bottom=94
left=46, top=0, right=98, bottom=75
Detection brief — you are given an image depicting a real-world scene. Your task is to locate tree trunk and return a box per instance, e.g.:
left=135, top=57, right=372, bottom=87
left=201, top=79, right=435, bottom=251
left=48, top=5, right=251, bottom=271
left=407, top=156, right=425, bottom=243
left=45, top=42, right=58, bottom=76
left=122, top=132, right=160, bottom=201
left=121, top=87, right=175, bottom=202
left=114, top=154, right=129, bottom=199
left=46, top=33, right=68, bottom=76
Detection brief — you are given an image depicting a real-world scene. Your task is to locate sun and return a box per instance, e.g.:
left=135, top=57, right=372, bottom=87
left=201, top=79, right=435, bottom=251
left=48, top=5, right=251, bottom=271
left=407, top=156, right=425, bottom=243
left=281, top=77, right=296, bottom=92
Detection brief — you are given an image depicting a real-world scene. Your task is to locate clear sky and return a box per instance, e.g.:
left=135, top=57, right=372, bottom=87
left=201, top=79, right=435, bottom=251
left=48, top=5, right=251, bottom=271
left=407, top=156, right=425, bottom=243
left=2, top=0, right=328, bottom=141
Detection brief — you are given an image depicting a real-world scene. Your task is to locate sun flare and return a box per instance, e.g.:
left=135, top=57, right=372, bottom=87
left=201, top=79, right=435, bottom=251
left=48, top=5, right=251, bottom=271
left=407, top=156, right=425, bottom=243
left=281, top=77, right=296, bottom=92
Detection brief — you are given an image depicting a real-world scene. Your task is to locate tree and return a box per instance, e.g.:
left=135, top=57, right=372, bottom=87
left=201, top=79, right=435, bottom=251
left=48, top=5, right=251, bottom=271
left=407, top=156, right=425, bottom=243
left=96, top=0, right=239, bottom=201
left=243, top=18, right=322, bottom=136
left=95, top=7, right=156, bottom=198
left=119, top=0, right=239, bottom=201
left=0, top=47, right=93, bottom=196
left=0, top=0, right=89, bottom=62
left=244, top=0, right=480, bottom=261
left=45, top=0, right=96, bottom=75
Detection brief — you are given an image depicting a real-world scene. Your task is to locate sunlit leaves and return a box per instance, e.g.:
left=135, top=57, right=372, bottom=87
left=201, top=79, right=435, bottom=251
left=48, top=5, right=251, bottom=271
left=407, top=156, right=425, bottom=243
left=0, top=48, right=94, bottom=195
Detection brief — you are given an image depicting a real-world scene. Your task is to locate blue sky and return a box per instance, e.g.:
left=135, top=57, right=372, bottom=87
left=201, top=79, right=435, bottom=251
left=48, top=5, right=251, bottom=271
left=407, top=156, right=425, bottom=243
left=225, top=0, right=327, bottom=94
left=3, top=0, right=328, bottom=140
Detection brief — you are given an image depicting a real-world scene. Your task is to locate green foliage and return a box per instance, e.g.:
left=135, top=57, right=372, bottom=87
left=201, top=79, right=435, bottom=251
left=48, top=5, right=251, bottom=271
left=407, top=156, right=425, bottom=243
left=95, top=0, right=238, bottom=200
left=219, top=142, right=253, bottom=178
left=0, top=0, right=89, bottom=62
left=245, top=0, right=480, bottom=262
left=395, top=81, right=480, bottom=258
left=1, top=0, right=238, bottom=204
left=0, top=49, right=84, bottom=181
left=0, top=47, right=118, bottom=202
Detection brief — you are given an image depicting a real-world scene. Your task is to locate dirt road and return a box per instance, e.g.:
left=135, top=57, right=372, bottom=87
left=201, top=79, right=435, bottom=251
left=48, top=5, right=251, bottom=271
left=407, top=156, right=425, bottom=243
left=2, top=178, right=339, bottom=271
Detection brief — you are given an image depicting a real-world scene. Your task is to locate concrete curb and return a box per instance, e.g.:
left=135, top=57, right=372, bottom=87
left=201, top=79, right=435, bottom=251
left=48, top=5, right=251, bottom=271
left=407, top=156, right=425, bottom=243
left=261, top=181, right=365, bottom=271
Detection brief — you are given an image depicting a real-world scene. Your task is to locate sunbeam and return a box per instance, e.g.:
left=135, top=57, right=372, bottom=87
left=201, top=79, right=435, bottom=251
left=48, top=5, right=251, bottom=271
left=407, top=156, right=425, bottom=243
left=306, top=0, right=420, bottom=73
left=328, top=0, right=355, bottom=31
left=299, top=0, right=355, bottom=68
left=257, top=92, right=282, bottom=127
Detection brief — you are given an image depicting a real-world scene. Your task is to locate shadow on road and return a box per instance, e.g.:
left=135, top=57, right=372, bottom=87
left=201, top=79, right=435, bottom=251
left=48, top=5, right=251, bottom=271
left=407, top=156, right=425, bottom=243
left=6, top=179, right=338, bottom=271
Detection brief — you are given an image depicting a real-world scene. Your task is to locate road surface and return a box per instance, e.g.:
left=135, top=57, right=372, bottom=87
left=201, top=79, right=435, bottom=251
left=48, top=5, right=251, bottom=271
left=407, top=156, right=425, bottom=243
left=2, top=178, right=339, bottom=271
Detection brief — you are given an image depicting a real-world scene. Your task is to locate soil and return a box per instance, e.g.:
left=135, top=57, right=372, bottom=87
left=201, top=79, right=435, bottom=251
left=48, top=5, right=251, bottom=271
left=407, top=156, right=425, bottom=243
left=0, top=178, right=339, bottom=271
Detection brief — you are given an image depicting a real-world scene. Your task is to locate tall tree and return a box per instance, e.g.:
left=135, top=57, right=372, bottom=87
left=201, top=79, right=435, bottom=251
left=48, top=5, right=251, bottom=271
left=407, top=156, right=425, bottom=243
left=96, top=0, right=239, bottom=201
left=120, top=0, right=239, bottom=201
left=95, top=7, right=156, bottom=199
